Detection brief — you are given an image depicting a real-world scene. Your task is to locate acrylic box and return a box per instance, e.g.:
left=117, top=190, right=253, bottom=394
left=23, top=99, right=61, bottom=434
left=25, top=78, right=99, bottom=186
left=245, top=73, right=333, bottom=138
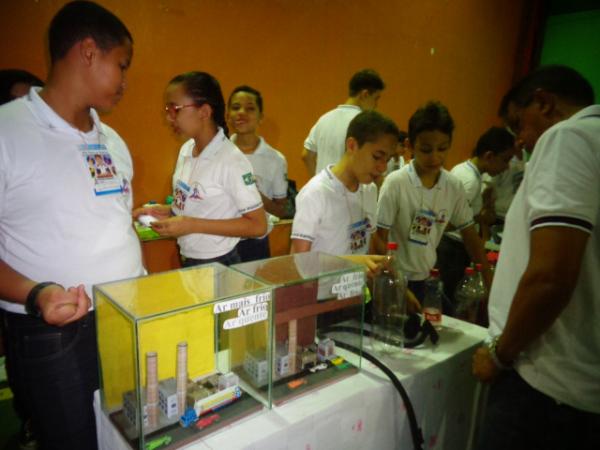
left=94, top=263, right=273, bottom=450
left=232, top=252, right=366, bottom=405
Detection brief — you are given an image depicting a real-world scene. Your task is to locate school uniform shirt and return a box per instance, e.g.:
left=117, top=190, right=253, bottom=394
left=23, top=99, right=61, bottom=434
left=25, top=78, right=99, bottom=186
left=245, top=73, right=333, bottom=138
left=488, top=104, right=600, bottom=413
left=172, top=129, right=263, bottom=259
left=482, top=153, right=526, bottom=219
left=230, top=134, right=288, bottom=201
left=304, top=104, right=361, bottom=174
left=384, top=156, right=405, bottom=176
left=291, top=166, right=378, bottom=255
left=0, top=88, right=144, bottom=313
left=445, top=160, right=483, bottom=242
left=377, top=161, right=474, bottom=281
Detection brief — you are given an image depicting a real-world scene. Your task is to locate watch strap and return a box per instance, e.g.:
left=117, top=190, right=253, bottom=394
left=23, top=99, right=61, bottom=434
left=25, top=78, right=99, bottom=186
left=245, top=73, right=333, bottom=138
left=25, top=282, right=59, bottom=318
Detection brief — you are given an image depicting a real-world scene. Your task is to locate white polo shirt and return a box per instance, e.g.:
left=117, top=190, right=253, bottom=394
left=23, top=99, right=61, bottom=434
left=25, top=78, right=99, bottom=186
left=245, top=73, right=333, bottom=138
left=172, top=129, right=263, bottom=259
left=377, top=161, right=474, bottom=280
left=483, top=153, right=526, bottom=218
left=291, top=166, right=378, bottom=255
left=304, top=104, right=361, bottom=174
left=230, top=134, right=288, bottom=200
left=488, top=105, right=600, bottom=413
left=445, top=159, right=482, bottom=241
left=0, top=88, right=144, bottom=313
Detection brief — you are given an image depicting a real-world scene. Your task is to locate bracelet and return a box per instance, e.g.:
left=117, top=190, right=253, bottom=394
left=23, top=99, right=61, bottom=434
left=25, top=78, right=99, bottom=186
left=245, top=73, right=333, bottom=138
left=488, top=335, right=512, bottom=370
left=25, top=282, right=60, bottom=318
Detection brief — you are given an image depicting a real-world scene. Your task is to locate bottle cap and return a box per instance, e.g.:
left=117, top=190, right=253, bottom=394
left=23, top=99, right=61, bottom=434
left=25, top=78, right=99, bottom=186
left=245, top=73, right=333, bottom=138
left=430, top=268, right=440, bottom=277
left=475, top=263, right=483, bottom=271
left=465, top=267, right=475, bottom=275
left=387, top=242, right=398, bottom=250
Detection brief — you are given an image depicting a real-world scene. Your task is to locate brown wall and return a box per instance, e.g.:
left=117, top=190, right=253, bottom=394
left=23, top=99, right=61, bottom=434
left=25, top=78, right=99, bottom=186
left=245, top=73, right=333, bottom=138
left=0, top=0, right=526, bottom=206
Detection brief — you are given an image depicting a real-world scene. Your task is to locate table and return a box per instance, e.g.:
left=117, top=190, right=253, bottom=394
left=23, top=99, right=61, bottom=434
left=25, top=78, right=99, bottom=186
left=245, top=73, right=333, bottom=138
left=95, top=316, right=487, bottom=450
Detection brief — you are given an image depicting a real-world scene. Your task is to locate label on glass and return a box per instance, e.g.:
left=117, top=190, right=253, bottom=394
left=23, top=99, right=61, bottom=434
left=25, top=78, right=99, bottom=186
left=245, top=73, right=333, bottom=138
left=223, top=302, right=269, bottom=329
left=213, top=292, right=270, bottom=314
left=331, top=272, right=365, bottom=299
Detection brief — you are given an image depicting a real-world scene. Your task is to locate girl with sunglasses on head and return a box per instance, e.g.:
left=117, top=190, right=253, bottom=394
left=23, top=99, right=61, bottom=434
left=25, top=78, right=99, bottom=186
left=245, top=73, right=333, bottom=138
left=134, top=71, right=266, bottom=267
left=227, top=85, right=289, bottom=262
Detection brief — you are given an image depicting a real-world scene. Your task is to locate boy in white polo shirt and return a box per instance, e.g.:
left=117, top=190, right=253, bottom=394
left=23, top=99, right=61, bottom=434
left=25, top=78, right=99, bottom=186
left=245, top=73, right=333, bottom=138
left=301, top=69, right=385, bottom=176
left=292, top=110, right=398, bottom=275
left=0, top=2, right=144, bottom=449
left=472, top=66, right=600, bottom=450
left=436, top=126, right=515, bottom=312
left=376, top=101, right=491, bottom=303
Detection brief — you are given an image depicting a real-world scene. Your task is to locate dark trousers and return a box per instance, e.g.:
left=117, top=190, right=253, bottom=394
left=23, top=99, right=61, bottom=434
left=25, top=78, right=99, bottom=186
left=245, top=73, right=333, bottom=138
left=2, top=311, right=99, bottom=450
left=436, top=235, right=471, bottom=317
left=476, top=370, right=600, bottom=450
left=236, top=236, right=271, bottom=262
left=181, top=246, right=242, bottom=268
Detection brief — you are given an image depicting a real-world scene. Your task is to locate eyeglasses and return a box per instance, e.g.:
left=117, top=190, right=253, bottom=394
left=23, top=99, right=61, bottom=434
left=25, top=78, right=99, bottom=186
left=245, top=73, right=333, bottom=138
left=164, top=103, right=197, bottom=118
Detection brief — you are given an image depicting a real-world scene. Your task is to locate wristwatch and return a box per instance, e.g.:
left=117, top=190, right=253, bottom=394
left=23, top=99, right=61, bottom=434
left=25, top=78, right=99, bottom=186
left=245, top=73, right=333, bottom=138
left=25, top=282, right=59, bottom=318
left=488, top=335, right=512, bottom=370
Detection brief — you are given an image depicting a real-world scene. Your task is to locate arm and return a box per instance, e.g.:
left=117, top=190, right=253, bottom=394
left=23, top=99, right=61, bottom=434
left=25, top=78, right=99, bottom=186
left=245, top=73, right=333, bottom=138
left=0, top=260, right=90, bottom=326
left=291, top=238, right=312, bottom=253
left=132, top=204, right=172, bottom=220
left=473, top=226, right=589, bottom=382
left=261, top=193, right=287, bottom=218
left=301, top=148, right=316, bottom=177
left=373, top=228, right=389, bottom=255
left=460, top=224, right=492, bottom=289
left=151, top=207, right=268, bottom=239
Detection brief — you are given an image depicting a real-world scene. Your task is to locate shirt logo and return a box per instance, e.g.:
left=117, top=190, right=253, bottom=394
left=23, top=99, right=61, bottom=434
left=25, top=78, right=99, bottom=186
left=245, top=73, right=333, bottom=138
left=242, top=172, right=256, bottom=186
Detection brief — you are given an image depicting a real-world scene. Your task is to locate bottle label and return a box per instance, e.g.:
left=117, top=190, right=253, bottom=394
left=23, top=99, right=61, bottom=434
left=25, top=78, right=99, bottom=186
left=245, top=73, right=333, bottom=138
left=423, top=307, right=442, bottom=325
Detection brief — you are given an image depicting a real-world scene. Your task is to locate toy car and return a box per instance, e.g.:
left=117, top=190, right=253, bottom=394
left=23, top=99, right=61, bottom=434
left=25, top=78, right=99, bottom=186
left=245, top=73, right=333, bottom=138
left=196, top=413, right=220, bottom=430
left=144, top=435, right=172, bottom=450
left=179, top=407, right=198, bottom=428
left=309, top=362, right=328, bottom=373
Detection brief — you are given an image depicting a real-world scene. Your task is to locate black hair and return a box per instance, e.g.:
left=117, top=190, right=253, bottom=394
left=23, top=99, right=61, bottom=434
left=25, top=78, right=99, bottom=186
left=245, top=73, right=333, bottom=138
left=48, top=1, right=133, bottom=64
left=472, top=126, right=515, bottom=157
left=0, top=69, right=44, bottom=105
left=228, top=85, right=263, bottom=113
left=170, top=71, right=228, bottom=135
left=498, top=65, right=594, bottom=119
left=346, top=110, right=400, bottom=147
left=408, top=101, right=455, bottom=145
left=398, top=130, right=408, bottom=144
left=349, top=69, right=385, bottom=97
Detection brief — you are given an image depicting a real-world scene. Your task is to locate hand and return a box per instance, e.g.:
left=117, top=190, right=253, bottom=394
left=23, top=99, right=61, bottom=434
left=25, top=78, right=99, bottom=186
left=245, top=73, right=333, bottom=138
left=151, top=215, right=195, bottom=238
left=37, top=284, right=91, bottom=326
left=132, top=204, right=172, bottom=221
left=472, top=345, right=501, bottom=383
left=343, top=254, right=386, bottom=279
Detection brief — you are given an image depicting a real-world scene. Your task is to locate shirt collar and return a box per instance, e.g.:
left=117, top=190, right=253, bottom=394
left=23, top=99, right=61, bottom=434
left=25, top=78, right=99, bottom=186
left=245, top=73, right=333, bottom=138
left=230, top=134, right=268, bottom=155
left=27, top=86, right=105, bottom=137
left=407, top=160, right=446, bottom=190
left=324, top=164, right=358, bottom=196
left=197, top=127, right=227, bottom=160
left=336, top=104, right=361, bottom=112
left=569, top=104, right=600, bottom=121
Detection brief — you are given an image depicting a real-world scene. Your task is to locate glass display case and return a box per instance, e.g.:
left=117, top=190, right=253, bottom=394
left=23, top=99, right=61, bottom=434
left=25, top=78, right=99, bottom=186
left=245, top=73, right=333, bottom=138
left=232, top=252, right=366, bottom=405
left=94, top=264, right=272, bottom=450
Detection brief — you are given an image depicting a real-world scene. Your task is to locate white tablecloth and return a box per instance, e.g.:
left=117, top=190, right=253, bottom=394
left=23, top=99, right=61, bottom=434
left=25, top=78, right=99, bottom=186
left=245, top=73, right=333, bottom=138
left=95, top=316, right=487, bottom=450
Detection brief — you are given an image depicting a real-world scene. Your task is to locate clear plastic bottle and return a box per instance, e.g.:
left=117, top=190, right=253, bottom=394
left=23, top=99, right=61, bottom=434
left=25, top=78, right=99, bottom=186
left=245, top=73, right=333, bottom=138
left=372, top=242, right=407, bottom=354
left=423, top=268, right=443, bottom=328
left=454, top=267, right=480, bottom=324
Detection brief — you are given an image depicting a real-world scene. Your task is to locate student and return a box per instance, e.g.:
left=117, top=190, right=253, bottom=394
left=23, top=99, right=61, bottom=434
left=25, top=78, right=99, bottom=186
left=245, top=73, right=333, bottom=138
left=301, top=69, right=385, bottom=176
left=384, top=130, right=408, bottom=175
left=291, top=110, right=398, bottom=274
left=134, top=72, right=267, bottom=267
left=436, top=126, right=515, bottom=310
left=375, top=101, right=492, bottom=303
left=0, top=2, right=144, bottom=449
left=0, top=69, right=44, bottom=104
left=472, top=65, right=600, bottom=450
left=227, top=85, right=288, bottom=261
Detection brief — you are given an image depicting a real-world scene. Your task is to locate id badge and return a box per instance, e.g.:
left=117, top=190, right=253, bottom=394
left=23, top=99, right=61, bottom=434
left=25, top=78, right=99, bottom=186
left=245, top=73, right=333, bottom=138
left=409, top=209, right=435, bottom=246
left=172, top=179, right=191, bottom=214
left=81, top=144, right=122, bottom=196
left=348, top=217, right=370, bottom=253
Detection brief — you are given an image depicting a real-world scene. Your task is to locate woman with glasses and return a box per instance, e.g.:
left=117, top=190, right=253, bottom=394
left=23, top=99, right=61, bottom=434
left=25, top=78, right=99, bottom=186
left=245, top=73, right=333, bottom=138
left=134, top=71, right=267, bottom=267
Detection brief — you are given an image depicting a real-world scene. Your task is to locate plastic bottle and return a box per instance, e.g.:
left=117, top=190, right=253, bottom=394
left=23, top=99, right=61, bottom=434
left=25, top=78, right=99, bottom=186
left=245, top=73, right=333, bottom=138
left=423, top=268, right=443, bottom=328
left=372, top=242, right=407, bottom=354
left=454, top=267, right=480, bottom=324
left=474, top=263, right=489, bottom=326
